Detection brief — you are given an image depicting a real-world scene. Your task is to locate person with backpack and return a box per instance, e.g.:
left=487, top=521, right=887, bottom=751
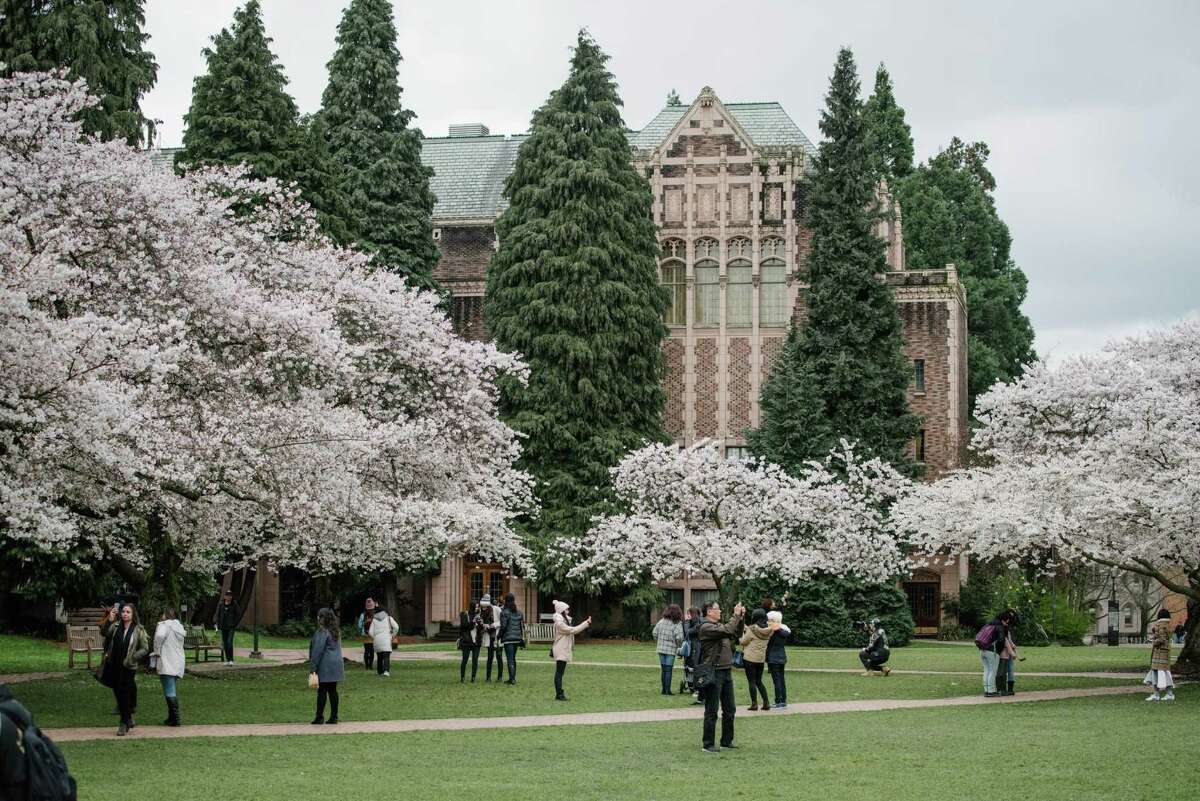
left=100, top=603, right=150, bottom=736
left=499, top=593, right=525, bottom=685
left=0, top=684, right=78, bottom=800
left=356, top=597, right=378, bottom=670
left=152, top=607, right=187, bottom=727
left=858, top=619, right=891, bottom=676
left=215, top=590, right=240, bottom=666
left=997, top=612, right=1022, bottom=696
left=975, top=610, right=1012, bottom=697
left=652, top=604, right=684, bottom=695
left=550, top=600, right=592, bottom=701
left=765, top=610, right=791, bottom=708
left=1144, top=608, right=1176, bottom=702
left=458, top=603, right=483, bottom=683
left=367, top=605, right=400, bottom=678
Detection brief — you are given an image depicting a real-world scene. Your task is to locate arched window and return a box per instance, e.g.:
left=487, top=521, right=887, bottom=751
left=727, top=259, right=751, bottom=326
left=661, top=259, right=686, bottom=326
left=695, top=238, right=719, bottom=260
left=662, top=238, right=685, bottom=260
left=760, top=257, right=788, bottom=326
left=728, top=237, right=751, bottom=259
left=761, top=237, right=785, bottom=259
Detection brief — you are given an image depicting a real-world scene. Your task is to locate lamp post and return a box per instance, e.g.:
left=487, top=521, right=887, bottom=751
left=1107, top=574, right=1119, bottom=647
left=250, top=562, right=263, bottom=659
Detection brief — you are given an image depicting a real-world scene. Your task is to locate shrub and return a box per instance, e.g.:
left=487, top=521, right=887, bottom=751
left=742, top=575, right=914, bottom=648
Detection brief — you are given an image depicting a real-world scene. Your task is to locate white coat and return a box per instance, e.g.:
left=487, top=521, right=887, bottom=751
left=477, top=605, right=501, bottom=648
left=551, top=613, right=590, bottom=662
left=153, top=619, right=187, bottom=678
left=368, top=611, right=399, bottom=653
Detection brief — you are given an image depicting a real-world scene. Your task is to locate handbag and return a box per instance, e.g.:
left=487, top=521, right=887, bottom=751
left=307, top=671, right=319, bottom=690
left=732, top=649, right=745, bottom=669
left=693, top=636, right=721, bottom=690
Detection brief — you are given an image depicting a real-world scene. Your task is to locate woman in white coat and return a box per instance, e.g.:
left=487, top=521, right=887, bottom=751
left=367, top=607, right=400, bottom=677
left=550, top=600, right=591, bottom=702
left=153, top=607, right=186, bottom=727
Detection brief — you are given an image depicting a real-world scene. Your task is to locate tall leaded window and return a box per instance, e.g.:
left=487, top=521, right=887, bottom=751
left=760, top=258, right=787, bottom=326
left=727, top=259, right=751, bottom=326
left=694, top=260, right=719, bottom=326
left=914, top=358, right=926, bottom=393
left=662, top=261, right=686, bottom=325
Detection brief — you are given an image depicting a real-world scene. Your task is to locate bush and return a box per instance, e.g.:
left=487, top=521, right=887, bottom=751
left=937, top=623, right=972, bottom=641
left=742, top=575, right=914, bottom=648
left=948, top=567, right=1090, bottom=646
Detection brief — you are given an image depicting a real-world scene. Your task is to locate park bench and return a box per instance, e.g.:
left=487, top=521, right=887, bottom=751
left=65, top=606, right=108, bottom=628
left=524, top=622, right=555, bottom=643
left=66, top=625, right=104, bottom=669
left=185, top=626, right=225, bottom=663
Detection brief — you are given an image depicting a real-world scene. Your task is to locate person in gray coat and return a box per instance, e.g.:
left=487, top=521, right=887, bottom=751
left=309, top=608, right=344, bottom=725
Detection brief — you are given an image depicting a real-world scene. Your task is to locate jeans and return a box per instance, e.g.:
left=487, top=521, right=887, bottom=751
left=980, top=650, right=1000, bottom=693
left=460, top=646, right=480, bottom=681
left=316, top=681, right=339, bottom=719
left=220, top=628, right=236, bottom=662
left=486, top=644, right=501, bottom=680
left=554, top=660, right=567, bottom=696
left=702, top=668, right=736, bottom=749
left=112, top=667, right=136, bottom=725
left=744, top=661, right=768, bottom=707
left=768, top=663, right=787, bottom=705
left=504, top=642, right=518, bottom=682
left=859, top=650, right=888, bottom=670
left=159, top=674, right=177, bottom=698
left=363, top=642, right=374, bottom=668
left=376, top=651, right=391, bottom=675
left=659, top=652, right=675, bottom=694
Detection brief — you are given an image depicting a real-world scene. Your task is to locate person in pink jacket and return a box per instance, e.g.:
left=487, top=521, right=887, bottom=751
left=550, top=600, right=591, bottom=701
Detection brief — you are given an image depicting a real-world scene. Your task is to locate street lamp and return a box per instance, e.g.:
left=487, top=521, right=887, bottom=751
left=1107, top=574, right=1119, bottom=647
left=250, top=561, right=263, bottom=659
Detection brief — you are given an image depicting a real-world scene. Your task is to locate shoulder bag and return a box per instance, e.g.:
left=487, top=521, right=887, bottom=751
left=692, top=633, right=721, bottom=690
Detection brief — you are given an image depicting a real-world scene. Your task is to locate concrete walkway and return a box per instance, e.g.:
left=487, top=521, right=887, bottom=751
left=43, top=684, right=1151, bottom=743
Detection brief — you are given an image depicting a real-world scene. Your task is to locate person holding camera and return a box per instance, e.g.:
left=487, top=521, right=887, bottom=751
left=499, top=593, right=525, bottom=685
left=697, top=601, right=746, bottom=753
left=100, top=603, right=149, bottom=736
left=858, top=619, right=891, bottom=676
left=458, top=603, right=483, bottom=682
left=550, top=600, right=591, bottom=701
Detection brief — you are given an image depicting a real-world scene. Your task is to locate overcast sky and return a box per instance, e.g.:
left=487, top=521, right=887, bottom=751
left=142, top=0, right=1199, bottom=363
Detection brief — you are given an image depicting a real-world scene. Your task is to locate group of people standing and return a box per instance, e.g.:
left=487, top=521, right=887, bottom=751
left=976, top=608, right=1021, bottom=696
left=95, top=602, right=188, bottom=736
left=454, top=593, right=527, bottom=685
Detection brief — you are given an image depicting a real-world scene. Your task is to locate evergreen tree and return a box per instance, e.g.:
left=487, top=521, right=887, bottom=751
left=897, top=137, right=1036, bottom=409
left=0, top=0, right=158, bottom=146
left=176, top=0, right=349, bottom=240
left=485, top=31, right=668, bottom=567
left=862, top=63, right=913, bottom=187
left=319, top=0, right=438, bottom=290
left=749, top=48, right=919, bottom=474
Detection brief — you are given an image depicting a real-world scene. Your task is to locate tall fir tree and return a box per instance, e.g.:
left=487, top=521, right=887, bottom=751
left=0, top=0, right=158, bottom=146
left=749, top=48, right=919, bottom=474
left=319, top=0, right=439, bottom=290
left=862, top=63, right=913, bottom=188
left=897, top=138, right=1035, bottom=409
left=176, top=0, right=349, bottom=241
left=485, top=31, right=668, bottom=569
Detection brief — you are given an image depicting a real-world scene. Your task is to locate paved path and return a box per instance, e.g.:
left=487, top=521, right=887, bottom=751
left=43, top=684, right=1150, bottom=743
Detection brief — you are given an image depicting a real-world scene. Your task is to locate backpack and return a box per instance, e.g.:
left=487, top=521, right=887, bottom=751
left=0, top=688, right=78, bottom=801
left=974, top=623, right=997, bottom=650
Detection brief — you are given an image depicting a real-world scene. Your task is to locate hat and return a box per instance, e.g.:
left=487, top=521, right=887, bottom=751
left=480, top=595, right=491, bottom=606
left=552, top=600, right=569, bottom=615
left=766, top=610, right=783, bottom=624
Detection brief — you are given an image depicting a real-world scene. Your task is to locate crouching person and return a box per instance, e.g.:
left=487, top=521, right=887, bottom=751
left=858, top=619, right=891, bottom=676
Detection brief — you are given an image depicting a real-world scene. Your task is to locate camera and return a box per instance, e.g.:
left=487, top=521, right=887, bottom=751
left=852, top=620, right=867, bottom=631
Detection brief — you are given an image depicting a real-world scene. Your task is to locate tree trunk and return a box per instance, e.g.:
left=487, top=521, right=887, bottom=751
left=1173, top=589, right=1199, bottom=677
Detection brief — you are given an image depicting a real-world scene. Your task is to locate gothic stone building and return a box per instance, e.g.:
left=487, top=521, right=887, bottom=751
left=417, top=87, right=969, bottom=635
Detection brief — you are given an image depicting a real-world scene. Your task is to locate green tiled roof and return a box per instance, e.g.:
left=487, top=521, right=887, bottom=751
left=421, top=134, right=527, bottom=221
left=149, top=147, right=180, bottom=172
left=627, top=102, right=816, bottom=154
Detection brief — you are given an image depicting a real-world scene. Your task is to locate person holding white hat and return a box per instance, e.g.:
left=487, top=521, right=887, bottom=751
left=550, top=600, right=591, bottom=701
left=477, top=595, right=503, bottom=682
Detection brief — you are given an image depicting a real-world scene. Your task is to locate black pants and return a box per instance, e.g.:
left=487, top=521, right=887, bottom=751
left=111, top=667, right=136, bottom=725
left=702, top=668, right=736, bottom=749
left=860, top=650, right=888, bottom=670
left=376, top=651, right=391, bottom=675
left=554, top=660, right=567, bottom=696
left=316, top=682, right=339, bottom=719
left=744, top=661, right=768, bottom=706
left=220, top=628, right=236, bottom=662
left=768, top=663, right=787, bottom=705
left=486, top=644, right=501, bottom=680
left=363, top=642, right=374, bottom=669
left=460, top=646, right=480, bottom=680
left=504, top=643, right=518, bottom=682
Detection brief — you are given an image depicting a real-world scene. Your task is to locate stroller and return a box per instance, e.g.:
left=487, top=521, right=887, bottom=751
left=677, top=638, right=700, bottom=696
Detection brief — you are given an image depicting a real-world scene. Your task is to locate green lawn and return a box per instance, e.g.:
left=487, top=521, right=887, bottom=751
left=56, top=687, right=1197, bottom=801
left=11, top=656, right=1132, bottom=729
left=0, top=633, right=72, bottom=673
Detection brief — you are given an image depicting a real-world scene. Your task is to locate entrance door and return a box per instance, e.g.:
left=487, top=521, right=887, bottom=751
left=904, top=581, right=941, bottom=634
left=463, top=563, right=507, bottom=612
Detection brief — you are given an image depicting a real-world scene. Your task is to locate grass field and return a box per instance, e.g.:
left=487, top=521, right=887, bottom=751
left=55, top=687, right=1197, bottom=801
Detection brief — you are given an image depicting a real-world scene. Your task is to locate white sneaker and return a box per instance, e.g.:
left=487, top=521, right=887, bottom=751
left=1163, top=692, right=1175, bottom=701
left=1145, top=693, right=1160, bottom=701
left=382, top=671, right=390, bottom=677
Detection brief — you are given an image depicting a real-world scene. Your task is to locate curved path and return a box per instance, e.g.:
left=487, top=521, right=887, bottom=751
left=43, top=684, right=1149, bottom=743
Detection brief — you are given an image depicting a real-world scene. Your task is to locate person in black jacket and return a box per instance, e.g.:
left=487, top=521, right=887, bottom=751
left=216, top=591, right=241, bottom=666
left=458, top=603, right=483, bottom=683
left=498, top=593, right=524, bottom=685
left=858, top=619, right=892, bottom=676
left=697, top=601, right=746, bottom=753
left=682, top=607, right=704, bottom=704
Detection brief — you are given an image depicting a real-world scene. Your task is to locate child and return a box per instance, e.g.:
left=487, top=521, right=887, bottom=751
left=1144, top=608, right=1175, bottom=702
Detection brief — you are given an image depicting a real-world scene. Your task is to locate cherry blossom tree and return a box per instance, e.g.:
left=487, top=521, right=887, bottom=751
left=893, top=321, right=1200, bottom=672
left=559, top=440, right=911, bottom=612
left=0, top=72, right=533, bottom=607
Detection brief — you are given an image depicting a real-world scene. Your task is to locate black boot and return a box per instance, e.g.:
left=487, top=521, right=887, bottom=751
left=162, top=699, right=173, bottom=726
left=166, top=698, right=181, bottom=727
left=1007, top=680, right=1015, bottom=695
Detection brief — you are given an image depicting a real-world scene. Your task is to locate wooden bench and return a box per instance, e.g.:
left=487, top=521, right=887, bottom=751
left=66, top=607, right=108, bottom=629
left=524, top=622, right=555, bottom=643
left=185, top=626, right=225, bottom=663
left=67, top=625, right=104, bottom=669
